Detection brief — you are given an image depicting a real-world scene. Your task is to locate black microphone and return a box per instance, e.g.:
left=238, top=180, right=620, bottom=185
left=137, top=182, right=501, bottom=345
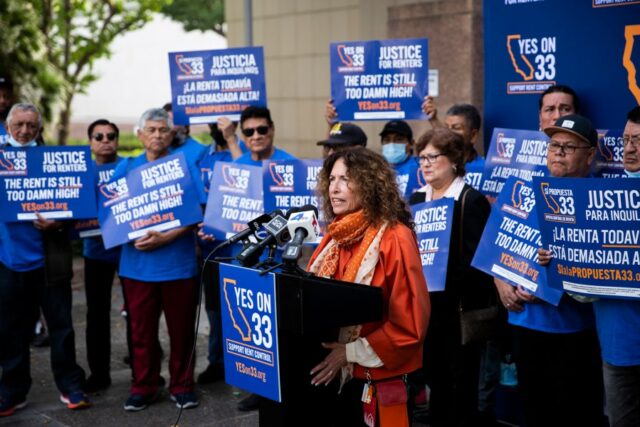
left=217, top=210, right=283, bottom=250
left=282, top=205, right=320, bottom=264
left=236, top=213, right=290, bottom=266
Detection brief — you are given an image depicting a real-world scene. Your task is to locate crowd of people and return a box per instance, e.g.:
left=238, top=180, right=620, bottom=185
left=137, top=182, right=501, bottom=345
left=0, top=71, right=639, bottom=427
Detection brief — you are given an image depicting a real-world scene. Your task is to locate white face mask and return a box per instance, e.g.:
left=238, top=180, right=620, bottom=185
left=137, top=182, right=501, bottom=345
left=626, top=169, right=640, bottom=178
left=382, top=143, right=409, bottom=164
left=7, top=135, right=37, bottom=148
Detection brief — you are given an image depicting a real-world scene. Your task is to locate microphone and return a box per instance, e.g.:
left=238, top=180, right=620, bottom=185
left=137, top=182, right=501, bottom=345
left=216, top=210, right=283, bottom=250
left=282, top=205, right=320, bottom=263
left=236, top=213, right=290, bottom=266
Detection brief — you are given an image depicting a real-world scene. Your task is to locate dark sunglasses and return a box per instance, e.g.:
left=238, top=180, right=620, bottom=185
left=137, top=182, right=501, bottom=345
left=93, top=132, right=117, bottom=142
left=241, top=125, right=270, bottom=137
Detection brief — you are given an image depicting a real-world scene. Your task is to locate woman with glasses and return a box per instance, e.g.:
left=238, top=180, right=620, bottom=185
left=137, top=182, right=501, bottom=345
left=409, top=128, right=497, bottom=427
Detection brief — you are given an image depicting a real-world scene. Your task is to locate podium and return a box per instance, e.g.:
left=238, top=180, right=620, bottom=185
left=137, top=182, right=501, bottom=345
left=216, top=263, right=383, bottom=426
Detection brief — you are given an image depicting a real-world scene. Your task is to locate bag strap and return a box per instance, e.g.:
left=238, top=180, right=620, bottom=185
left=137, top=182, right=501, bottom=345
left=458, top=186, right=470, bottom=259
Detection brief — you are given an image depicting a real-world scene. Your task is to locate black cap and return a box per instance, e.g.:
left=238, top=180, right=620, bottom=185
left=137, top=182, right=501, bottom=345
left=317, top=122, right=367, bottom=147
left=379, top=120, right=412, bottom=140
left=544, top=114, right=598, bottom=147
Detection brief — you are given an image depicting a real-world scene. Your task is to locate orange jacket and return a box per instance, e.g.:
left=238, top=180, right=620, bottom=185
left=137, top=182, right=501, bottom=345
left=308, top=222, right=431, bottom=381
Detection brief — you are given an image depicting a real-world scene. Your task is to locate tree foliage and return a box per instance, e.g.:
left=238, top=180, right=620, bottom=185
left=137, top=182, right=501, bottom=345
left=36, top=0, right=170, bottom=144
left=161, top=0, right=225, bottom=37
left=0, top=0, right=169, bottom=144
left=0, top=1, right=60, bottom=122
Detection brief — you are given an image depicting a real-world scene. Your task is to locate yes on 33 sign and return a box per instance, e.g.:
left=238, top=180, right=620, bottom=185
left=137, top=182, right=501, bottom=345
left=219, top=263, right=281, bottom=402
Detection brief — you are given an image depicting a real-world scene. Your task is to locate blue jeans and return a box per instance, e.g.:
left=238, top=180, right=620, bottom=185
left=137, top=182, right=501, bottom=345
left=603, top=362, right=640, bottom=427
left=0, top=262, right=85, bottom=401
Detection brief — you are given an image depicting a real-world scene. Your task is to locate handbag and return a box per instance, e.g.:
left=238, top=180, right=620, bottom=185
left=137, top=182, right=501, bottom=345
left=363, top=375, right=409, bottom=427
left=457, top=187, right=500, bottom=345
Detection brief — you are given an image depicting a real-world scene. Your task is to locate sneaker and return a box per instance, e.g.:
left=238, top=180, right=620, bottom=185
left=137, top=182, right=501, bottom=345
left=60, top=392, right=91, bottom=410
left=237, top=393, right=261, bottom=411
left=123, top=393, right=157, bottom=412
left=197, top=364, right=225, bottom=384
left=85, top=375, right=112, bottom=393
left=0, top=397, right=27, bottom=417
left=170, top=392, right=199, bottom=409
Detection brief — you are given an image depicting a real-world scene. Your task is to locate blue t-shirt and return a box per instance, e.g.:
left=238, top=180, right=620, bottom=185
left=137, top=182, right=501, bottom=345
left=171, top=136, right=207, bottom=167
left=0, top=221, right=44, bottom=272
left=593, top=299, right=640, bottom=366
left=234, top=147, right=295, bottom=166
left=83, top=158, right=123, bottom=263
left=509, top=293, right=595, bottom=333
left=394, top=156, right=419, bottom=198
left=113, top=153, right=200, bottom=282
left=465, top=156, right=484, bottom=191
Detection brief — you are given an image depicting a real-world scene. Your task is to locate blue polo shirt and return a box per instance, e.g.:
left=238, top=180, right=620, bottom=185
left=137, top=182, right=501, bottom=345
left=113, top=153, right=201, bottom=282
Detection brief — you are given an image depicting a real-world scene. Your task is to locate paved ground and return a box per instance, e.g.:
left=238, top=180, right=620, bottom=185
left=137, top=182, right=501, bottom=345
left=0, top=259, right=259, bottom=427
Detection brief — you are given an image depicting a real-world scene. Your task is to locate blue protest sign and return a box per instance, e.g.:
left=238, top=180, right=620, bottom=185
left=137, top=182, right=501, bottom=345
left=330, top=38, right=428, bottom=121
left=203, top=161, right=264, bottom=240
left=394, top=158, right=422, bottom=199
left=97, top=153, right=203, bottom=249
left=483, top=1, right=640, bottom=145
left=406, top=166, right=427, bottom=198
left=219, top=263, right=281, bottom=402
left=465, top=159, right=484, bottom=191
left=263, top=159, right=322, bottom=212
left=74, top=161, right=121, bottom=238
left=169, top=47, right=267, bottom=125
left=0, top=146, right=96, bottom=221
left=412, top=198, right=454, bottom=292
left=533, top=177, right=640, bottom=300
left=480, top=128, right=548, bottom=198
left=0, top=123, right=9, bottom=145
left=472, top=177, right=561, bottom=305
left=593, top=129, right=625, bottom=178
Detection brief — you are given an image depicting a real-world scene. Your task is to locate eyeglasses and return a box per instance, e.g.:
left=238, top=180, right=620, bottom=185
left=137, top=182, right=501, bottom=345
left=547, top=141, right=592, bottom=154
left=242, top=125, right=270, bottom=137
left=623, top=134, right=640, bottom=148
left=143, top=127, right=171, bottom=135
left=92, top=132, right=117, bottom=142
left=415, top=153, right=445, bottom=165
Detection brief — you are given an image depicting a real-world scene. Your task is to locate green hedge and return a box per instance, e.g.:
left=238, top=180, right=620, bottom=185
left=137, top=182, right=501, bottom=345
left=67, top=131, right=213, bottom=158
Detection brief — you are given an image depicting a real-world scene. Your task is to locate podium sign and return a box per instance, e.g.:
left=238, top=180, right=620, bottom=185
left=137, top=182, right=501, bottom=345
left=219, top=263, right=281, bottom=402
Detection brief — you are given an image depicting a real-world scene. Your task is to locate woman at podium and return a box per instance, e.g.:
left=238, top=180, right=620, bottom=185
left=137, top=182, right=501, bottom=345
left=307, top=147, right=430, bottom=427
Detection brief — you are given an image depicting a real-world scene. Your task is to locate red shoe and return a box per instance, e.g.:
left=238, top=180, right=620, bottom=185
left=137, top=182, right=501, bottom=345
left=0, top=397, right=27, bottom=417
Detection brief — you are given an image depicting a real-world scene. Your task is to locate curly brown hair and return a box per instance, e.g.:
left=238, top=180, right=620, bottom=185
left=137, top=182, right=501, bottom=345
left=415, top=128, right=466, bottom=177
left=317, top=147, right=414, bottom=229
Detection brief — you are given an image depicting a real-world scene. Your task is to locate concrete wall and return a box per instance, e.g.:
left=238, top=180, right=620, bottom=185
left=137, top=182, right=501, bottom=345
left=225, top=0, right=482, bottom=157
